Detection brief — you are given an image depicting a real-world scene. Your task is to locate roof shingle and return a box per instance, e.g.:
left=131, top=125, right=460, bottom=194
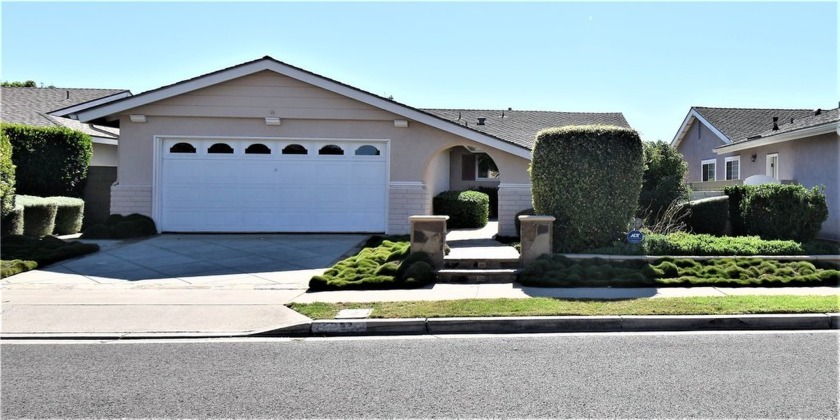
left=1, top=87, right=127, bottom=138
left=693, top=106, right=815, bottom=142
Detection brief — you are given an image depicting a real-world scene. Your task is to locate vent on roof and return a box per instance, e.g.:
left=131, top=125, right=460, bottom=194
left=814, top=108, right=822, bottom=116
left=772, top=116, right=779, bottom=131
left=477, top=117, right=486, bottom=126
left=65, top=90, right=70, bottom=99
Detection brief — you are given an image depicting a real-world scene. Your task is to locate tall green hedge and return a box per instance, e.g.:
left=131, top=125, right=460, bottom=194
left=0, top=131, right=15, bottom=216
left=530, top=125, right=645, bottom=252
left=638, top=140, right=690, bottom=222
left=742, top=184, right=827, bottom=242
left=1, top=124, right=92, bottom=198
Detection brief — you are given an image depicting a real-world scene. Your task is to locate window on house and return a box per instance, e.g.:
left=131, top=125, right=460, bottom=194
left=319, top=145, right=344, bottom=155
left=169, top=142, right=196, bottom=153
left=725, top=156, right=740, bottom=180
left=282, top=144, right=308, bottom=155
left=701, top=159, right=716, bottom=182
left=476, top=153, right=499, bottom=179
left=245, top=143, right=271, bottom=154
left=208, top=143, right=234, bottom=154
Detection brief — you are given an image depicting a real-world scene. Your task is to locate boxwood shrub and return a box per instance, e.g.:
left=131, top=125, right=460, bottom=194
left=51, top=197, right=85, bottom=235
left=433, top=190, right=489, bottom=229
left=81, top=213, right=157, bottom=239
left=530, top=125, right=644, bottom=252
left=16, top=195, right=58, bottom=238
left=0, top=130, right=15, bottom=217
left=682, top=196, right=728, bottom=235
left=1, top=124, right=92, bottom=198
left=468, top=186, right=498, bottom=218
left=1, top=201, right=24, bottom=237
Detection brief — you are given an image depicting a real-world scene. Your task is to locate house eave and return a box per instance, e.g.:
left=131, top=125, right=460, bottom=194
left=76, top=58, right=532, bottom=159
left=48, top=91, right=133, bottom=118
left=671, top=108, right=731, bottom=148
left=714, top=122, right=837, bottom=154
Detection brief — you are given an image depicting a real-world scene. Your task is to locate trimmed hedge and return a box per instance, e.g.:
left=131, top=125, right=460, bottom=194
left=0, top=130, right=15, bottom=216
left=433, top=190, right=489, bottom=229
left=468, top=186, right=499, bottom=219
left=81, top=213, right=157, bottom=239
left=586, top=232, right=814, bottom=256
left=638, top=141, right=691, bottom=222
left=1, top=201, right=23, bottom=237
left=726, top=184, right=828, bottom=242
left=1, top=124, right=92, bottom=198
left=16, top=195, right=58, bottom=238
left=530, top=125, right=645, bottom=252
left=724, top=185, right=748, bottom=235
left=682, top=196, right=728, bottom=235
left=51, top=196, right=85, bottom=235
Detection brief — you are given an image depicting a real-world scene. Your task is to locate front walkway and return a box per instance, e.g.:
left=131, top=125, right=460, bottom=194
left=445, top=221, right=520, bottom=259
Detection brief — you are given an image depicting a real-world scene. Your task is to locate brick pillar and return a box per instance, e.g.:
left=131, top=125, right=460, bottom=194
left=409, top=215, right=448, bottom=269
left=518, top=215, right=555, bottom=266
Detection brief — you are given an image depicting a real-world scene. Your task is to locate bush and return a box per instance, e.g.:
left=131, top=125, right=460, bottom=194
left=51, top=197, right=85, bottom=235
left=1, top=259, right=38, bottom=278
left=513, top=208, right=536, bottom=237
left=1, top=124, right=92, bottom=197
left=585, top=232, right=816, bottom=256
left=16, top=195, right=58, bottom=238
left=468, top=186, right=498, bottom=219
left=433, top=190, right=489, bottom=229
left=724, top=185, right=748, bottom=235
left=308, top=240, right=436, bottom=290
left=1, top=201, right=23, bottom=237
left=739, top=184, right=828, bottom=242
left=81, top=213, right=157, bottom=239
left=0, top=130, right=15, bottom=216
left=638, top=141, right=691, bottom=223
left=682, top=196, right=728, bottom=235
left=530, top=125, right=645, bottom=252
left=1, top=234, right=99, bottom=270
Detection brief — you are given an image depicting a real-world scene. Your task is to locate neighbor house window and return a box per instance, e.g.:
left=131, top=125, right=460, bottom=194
left=725, top=156, right=740, bottom=180
left=701, top=159, right=716, bottom=182
left=476, top=153, right=499, bottom=179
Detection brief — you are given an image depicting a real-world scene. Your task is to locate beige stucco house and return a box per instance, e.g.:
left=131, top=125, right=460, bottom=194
left=672, top=106, right=840, bottom=240
left=76, top=56, right=630, bottom=236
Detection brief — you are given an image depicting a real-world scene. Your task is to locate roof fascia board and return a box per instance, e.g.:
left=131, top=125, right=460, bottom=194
left=77, top=59, right=532, bottom=159
left=49, top=91, right=132, bottom=117
left=714, top=122, right=836, bottom=154
left=91, top=137, right=119, bottom=146
left=672, top=109, right=731, bottom=148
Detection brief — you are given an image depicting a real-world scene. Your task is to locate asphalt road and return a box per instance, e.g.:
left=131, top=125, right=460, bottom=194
left=2, top=331, right=837, bottom=418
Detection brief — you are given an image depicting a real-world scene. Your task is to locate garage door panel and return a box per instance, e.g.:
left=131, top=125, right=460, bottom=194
left=160, top=139, right=387, bottom=232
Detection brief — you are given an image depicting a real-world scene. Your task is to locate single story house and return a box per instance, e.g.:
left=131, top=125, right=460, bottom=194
left=0, top=87, right=131, bottom=224
left=75, top=56, right=630, bottom=236
left=672, top=106, right=840, bottom=240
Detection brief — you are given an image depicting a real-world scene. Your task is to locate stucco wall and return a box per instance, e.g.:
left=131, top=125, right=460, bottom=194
left=718, top=132, right=840, bottom=240
left=111, top=70, right=532, bottom=234
left=91, top=142, right=118, bottom=167
left=677, top=119, right=728, bottom=182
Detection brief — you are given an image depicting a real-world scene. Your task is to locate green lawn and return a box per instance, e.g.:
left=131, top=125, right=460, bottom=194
left=289, top=295, right=840, bottom=320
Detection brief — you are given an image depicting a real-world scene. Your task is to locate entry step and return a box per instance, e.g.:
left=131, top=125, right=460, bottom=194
left=436, top=268, right=521, bottom=284
left=443, top=257, right=520, bottom=270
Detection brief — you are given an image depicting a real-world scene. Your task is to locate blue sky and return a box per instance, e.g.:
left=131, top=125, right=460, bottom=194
left=2, top=1, right=837, bottom=142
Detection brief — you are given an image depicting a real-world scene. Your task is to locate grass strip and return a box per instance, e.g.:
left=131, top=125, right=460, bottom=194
left=289, top=295, right=840, bottom=320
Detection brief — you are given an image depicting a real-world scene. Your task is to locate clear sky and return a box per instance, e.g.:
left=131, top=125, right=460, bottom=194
left=2, top=1, right=837, bottom=142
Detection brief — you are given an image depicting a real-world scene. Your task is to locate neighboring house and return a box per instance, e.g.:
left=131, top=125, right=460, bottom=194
left=672, top=106, right=840, bottom=240
left=0, top=87, right=131, bottom=225
left=74, top=56, right=630, bottom=236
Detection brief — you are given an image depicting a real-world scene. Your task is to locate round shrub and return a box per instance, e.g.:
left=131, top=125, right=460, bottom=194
left=638, top=141, right=691, bottom=222
left=741, top=184, right=828, bottom=242
left=16, top=195, right=58, bottom=238
left=50, top=197, right=85, bottom=235
left=433, top=190, right=489, bottom=229
left=530, top=125, right=645, bottom=252
left=514, top=208, right=536, bottom=237
left=0, top=130, right=15, bottom=217
left=1, top=201, right=23, bottom=237
left=81, top=213, right=157, bottom=239
left=682, top=196, right=728, bottom=235
left=399, top=261, right=434, bottom=287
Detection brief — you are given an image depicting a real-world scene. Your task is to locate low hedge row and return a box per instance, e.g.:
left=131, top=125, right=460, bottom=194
left=81, top=214, right=158, bottom=239
left=4, top=195, right=85, bottom=238
left=681, top=196, right=728, bottom=235
left=433, top=190, right=489, bottom=229
left=725, top=184, right=828, bottom=242
left=584, top=232, right=831, bottom=256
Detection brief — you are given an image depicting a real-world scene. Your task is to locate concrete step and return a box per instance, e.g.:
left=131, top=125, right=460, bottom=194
left=443, top=257, right=520, bottom=270
left=437, top=268, right=521, bottom=284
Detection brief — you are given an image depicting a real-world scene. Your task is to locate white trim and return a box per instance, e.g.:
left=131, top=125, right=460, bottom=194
left=701, top=158, right=717, bottom=182
left=671, top=109, right=731, bottom=148
left=91, top=136, right=118, bottom=146
left=75, top=57, right=532, bottom=159
left=48, top=91, right=132, bottom=117
left=714, top=122, right=837, bottom=154
left=498, top=183, right=531, bottom=189
left=724, top=155, right=740, bottom=180
left=766, top=153, right=779, bottom=180
left=389, top=181, right=425, bottom=188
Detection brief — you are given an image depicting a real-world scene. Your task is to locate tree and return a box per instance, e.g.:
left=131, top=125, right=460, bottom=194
left=1, top=81, right=37, bottom=87
left=638, top=140, right=691, bottom=223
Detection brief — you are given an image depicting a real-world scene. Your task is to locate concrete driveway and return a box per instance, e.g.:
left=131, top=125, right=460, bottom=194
left=1, top=234, right=367, bottom=290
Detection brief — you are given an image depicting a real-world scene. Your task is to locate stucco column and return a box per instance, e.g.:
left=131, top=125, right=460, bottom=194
left=518, top=215, right=555, bottom=266
left=409, top=215, right=448, bottom=269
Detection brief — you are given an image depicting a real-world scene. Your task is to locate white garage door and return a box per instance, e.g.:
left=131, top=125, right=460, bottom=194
left=159, top=138, right=387, bottom=232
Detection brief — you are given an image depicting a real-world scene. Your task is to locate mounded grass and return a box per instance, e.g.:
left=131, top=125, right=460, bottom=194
left=519, top=255, right=840, bottom=288
left=1, top=235, right=99, bottom=277
left=309, top=239, right=435, bottom=290
left=289, top=295, right=840, bottom=320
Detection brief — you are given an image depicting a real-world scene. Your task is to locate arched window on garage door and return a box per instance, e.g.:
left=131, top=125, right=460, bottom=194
left=208, top=143, right=234, bottom=154
left=245, top=143, right=271, bottom=155
left=169, top=142, right=197, bottom=154
left=282, top=144, right=308, bottom=155
left=355, top=145, right=380, bottom=156
left=319, top=145, right=344, bottom=155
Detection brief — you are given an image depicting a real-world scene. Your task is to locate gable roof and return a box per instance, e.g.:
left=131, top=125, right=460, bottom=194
left=421, top=109, right=630, bottom=150
left=671, top=106, right=815, bottom=147
left=715, top=107, right=839, bottom=153
left=76, top=56, right=630, bottom=158
left=1, top=87, right=129, bottom=139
